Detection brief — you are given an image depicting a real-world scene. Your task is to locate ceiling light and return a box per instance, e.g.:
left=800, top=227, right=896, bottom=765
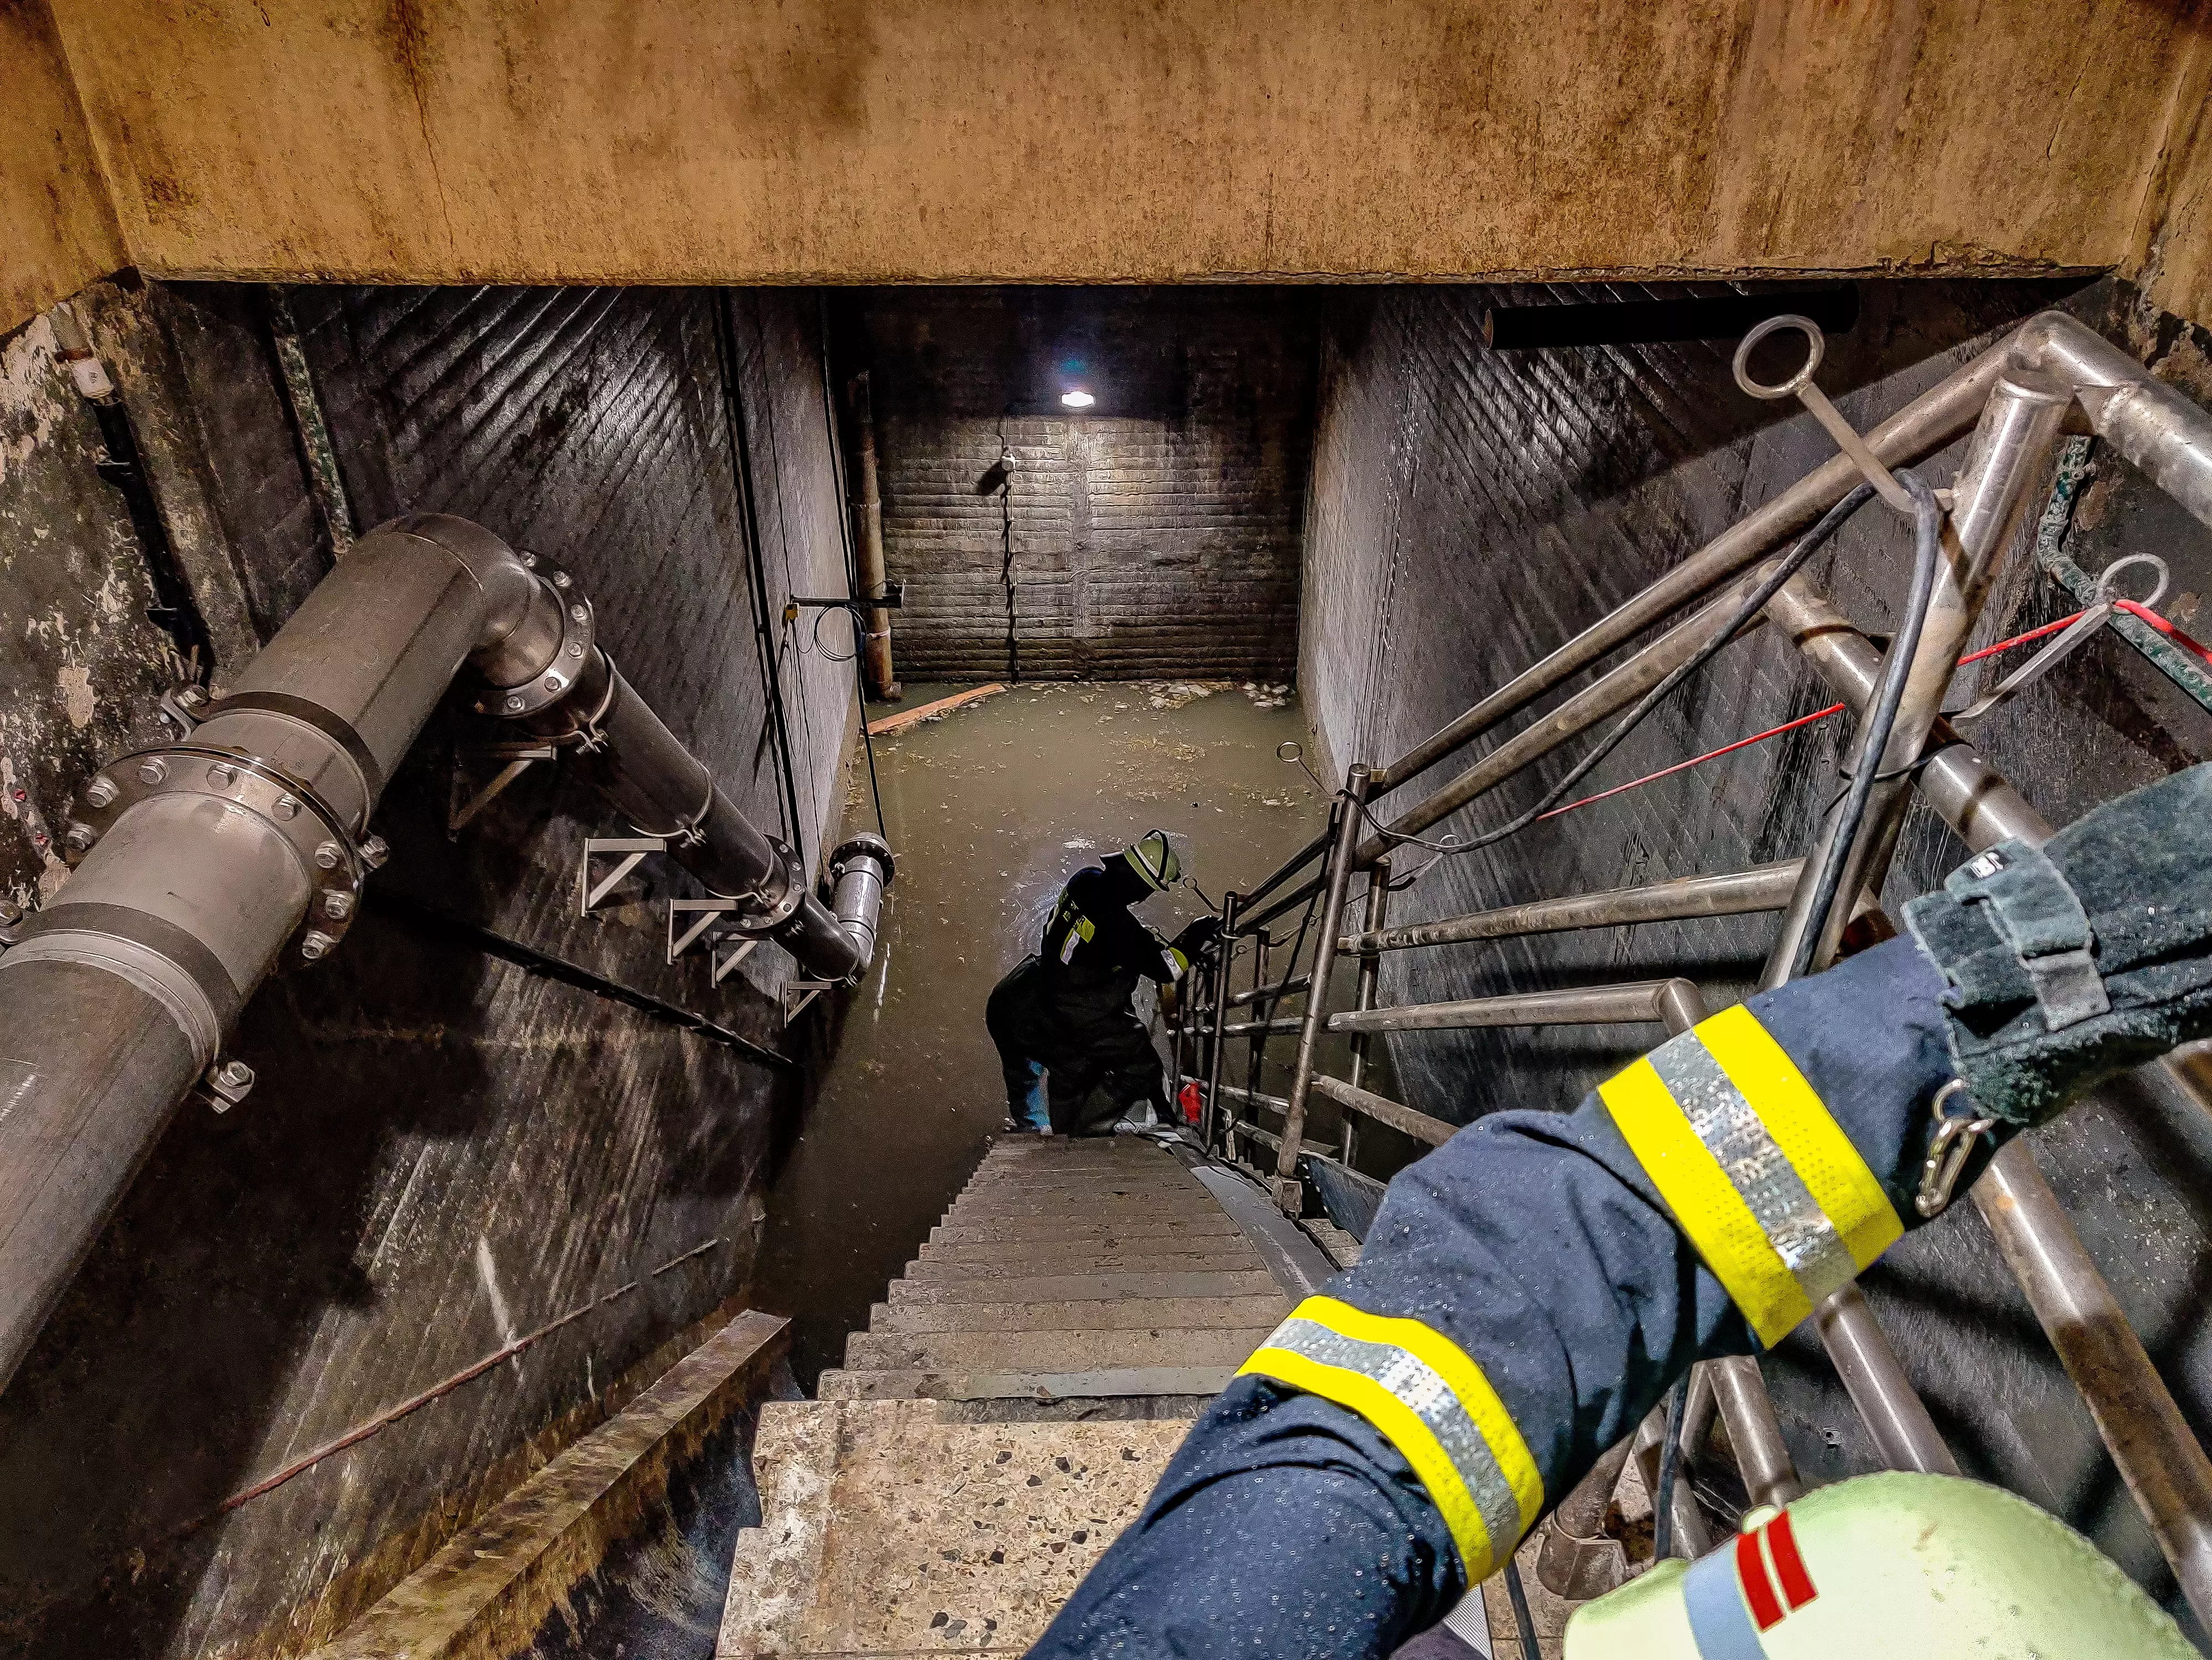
left=1060, top=389, right=1095, bottom=409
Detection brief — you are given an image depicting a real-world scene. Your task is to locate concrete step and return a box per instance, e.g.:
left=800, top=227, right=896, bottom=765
left=943, top=1195, right=1220, bottom=1227
left=902, top=1248, right=1263, bottom=1283
left=718, top=1399, right=1189, bottom=1658
left=867, top=1294, right=1292, bottom=1334
left=930, top=1214, right=1241, bottom=1246
left=844, top=1324, right=1278, bottom=1374
left=918, top=1229, right=1253, bottom=1264
left=816, top=1366, right=1241, bottom=1402
left=887, top=1268, right=1284, bottom=1307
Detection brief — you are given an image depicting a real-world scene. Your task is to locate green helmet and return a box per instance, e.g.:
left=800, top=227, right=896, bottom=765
left=1121, top=829, right=1180, bottom=893
left=1565, top=1472, right=2193, bottom=1659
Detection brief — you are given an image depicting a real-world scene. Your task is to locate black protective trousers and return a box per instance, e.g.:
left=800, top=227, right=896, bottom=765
left=986, top=955, right=1168, bottom=1136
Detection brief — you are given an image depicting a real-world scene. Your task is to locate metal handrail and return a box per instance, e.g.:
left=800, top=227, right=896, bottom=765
left=1227, top=974, right=1311, bottom=1009
left=1327, top=980, right=1686, bottom=1034
left=1340, top=860, right=1801, bottom=956
left=1179, top=310, right=2212, bottom=1618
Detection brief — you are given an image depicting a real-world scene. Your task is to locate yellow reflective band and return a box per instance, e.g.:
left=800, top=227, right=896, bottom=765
left=1238, top=1295, right=1541, bottom=1580
left=1600, top=1056, right=1811, bottom=1345
left=1694, top=1005, right=1902, bottom=1275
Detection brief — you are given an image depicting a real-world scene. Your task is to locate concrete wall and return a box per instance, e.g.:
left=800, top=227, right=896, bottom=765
left=0, top=281, right=852, bottom=1658
left=854, top=288, right=1313, bottom=680
left=1297, top=275, right=2212, bottom=1616
left=9, top=2, right=2212, bottom=337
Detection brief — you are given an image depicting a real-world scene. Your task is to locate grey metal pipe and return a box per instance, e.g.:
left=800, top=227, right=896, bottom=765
left=1227, top=974, right=1310, bottom=1010
left=1343, top=860, right=1803, bottom=956
left=1369, top=342, right=2013, bottom=793
left=1762, top=368, right=2072, bottom=983
left=847, top=372, right=899, bottom=700
left=1771, top=572, right=2212, bottom=1624
left=1307, top=1073, right=1455, bottom=1147
left=2011, top=311, right=2212, bottom=529
left=1276, top=771, right=1370, bottom=1207
left=1708, top=1356, right=1804, bottom=1510
left=825, top=834, right=894, bottom=976
left=1359, top=582, right=1763, bottom=864
left=1327, top=978, right=1683, bottom=1034
left=1812, top=1283, right=1962, bottom=1475
left=0, top=514, right=888, bottom=1392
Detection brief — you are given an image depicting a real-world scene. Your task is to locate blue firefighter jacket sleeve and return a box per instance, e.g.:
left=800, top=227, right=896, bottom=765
left=1027, top=935, right=1965, bottom=1659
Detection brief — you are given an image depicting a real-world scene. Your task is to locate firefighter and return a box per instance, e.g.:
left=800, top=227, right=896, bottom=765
left=987, top=831, right=1220, bottom=1137
left=1028, top=763, right=2212, bottom=1658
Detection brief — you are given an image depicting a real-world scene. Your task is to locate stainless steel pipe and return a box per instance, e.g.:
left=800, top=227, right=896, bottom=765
left=1276, top=771, right=1370, bottom=1208
left=1369, top=343, right=2013, bottom=793
left=1327, top=978, right=1687, bottom=1034
left=1307, top=1074, right=1456, bottom=1147
left=1343, top=860, right=1803, bottom=956
left=0, top=515, right=888, bottom=1392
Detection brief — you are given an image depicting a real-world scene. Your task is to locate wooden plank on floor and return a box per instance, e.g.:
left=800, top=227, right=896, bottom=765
left=865, top=683, right=1004, bottom=736
left=311, top=1309, right=789, bottom=1660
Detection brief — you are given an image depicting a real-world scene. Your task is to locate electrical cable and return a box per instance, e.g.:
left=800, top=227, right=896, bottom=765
left=714, top=293, right=808, bottom=860
left=1785, top=468, right=1943, bottom=981
left=816, top=295, right=888, bottom=839
left=1361, top=481, right=1881, bottom=860
left=1502, top=1559, right=1543, bottom=1660
left=1653, top=1379, right=1690, bottom=1561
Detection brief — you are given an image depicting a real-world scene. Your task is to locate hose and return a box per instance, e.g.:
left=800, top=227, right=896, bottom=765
left=1784, top=468, right=1944, bottom=981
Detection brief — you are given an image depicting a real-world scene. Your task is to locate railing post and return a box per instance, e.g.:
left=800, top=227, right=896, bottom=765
left=1275, top=766, right=1371, bottom=1214
left=1342, top=852, right=1392, bottom=1171
left=1748, top=368, right=2069, bottom=1477
left=1202, top=892, right=1240, bottom=1154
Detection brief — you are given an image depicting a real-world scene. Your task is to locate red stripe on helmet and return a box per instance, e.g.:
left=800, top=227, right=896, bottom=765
left=1763, top=1511, right=1819, bottom=1611
left=1734, top=1528, right=1785, bottom=1631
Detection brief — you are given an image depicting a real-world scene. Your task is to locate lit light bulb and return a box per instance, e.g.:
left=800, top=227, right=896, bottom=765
left=1060, top=388, right=1095, bottom=409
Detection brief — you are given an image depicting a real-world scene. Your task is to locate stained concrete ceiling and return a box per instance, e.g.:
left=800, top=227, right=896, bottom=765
left=5, top=1, right=2209, bottom=337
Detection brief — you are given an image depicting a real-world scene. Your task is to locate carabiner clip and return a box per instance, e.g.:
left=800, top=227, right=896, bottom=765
left=1915, top=1078, right=1999, bottom=1218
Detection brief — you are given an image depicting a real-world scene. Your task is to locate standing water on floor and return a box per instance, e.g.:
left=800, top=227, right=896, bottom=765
left=751, top=680, right=1325, bottom=1383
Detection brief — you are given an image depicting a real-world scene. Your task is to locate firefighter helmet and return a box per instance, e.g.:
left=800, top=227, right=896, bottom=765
left=1121, top=829, right=1181, bottom=893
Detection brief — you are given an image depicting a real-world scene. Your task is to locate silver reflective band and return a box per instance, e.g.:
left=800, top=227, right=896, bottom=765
left=1646, top=1032, right=1858, bottom=1311
left=1267, top=1315, right=1523, bottom=1563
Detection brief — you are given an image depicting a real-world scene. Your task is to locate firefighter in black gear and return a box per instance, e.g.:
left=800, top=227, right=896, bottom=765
left=1026, top=763, right=2212, bottom=1659
left=987, top=831, right=1221, bottom=1137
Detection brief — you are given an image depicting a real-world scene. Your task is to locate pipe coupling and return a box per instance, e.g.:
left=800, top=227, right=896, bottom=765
left=60, top=743, right=387, bottom=966
left=470, top=555, right=594, bottom=719
left=715, top=838, right=810, bottom=936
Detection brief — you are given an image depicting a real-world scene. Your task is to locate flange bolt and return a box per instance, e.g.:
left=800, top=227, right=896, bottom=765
left=273, top=794, right=300, bottom=822
left=207, top=762, right=238, bottom=788
left=136, top=758, right=167, bottom=786
left=322, top=891, right=354, bottom=920
left=63, top=823, right=96, bottom=853
left=300, top=930, right=336, bottom=961
left=84, top=776, right=117, bottom=808
left=313, top=840, right=344, bottom=870
left=360, top=834, right=391, bottom=870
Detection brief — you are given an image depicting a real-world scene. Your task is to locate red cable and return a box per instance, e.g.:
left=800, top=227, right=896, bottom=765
left=1533, top=599, right=2212, bottom=825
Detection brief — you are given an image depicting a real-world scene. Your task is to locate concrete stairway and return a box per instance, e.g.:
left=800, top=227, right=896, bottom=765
left=717, top=1134, right=1304, bottom=1657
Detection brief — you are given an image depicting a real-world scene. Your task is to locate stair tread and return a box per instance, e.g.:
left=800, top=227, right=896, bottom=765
left=931, top=1216, right=1241, bottom=1245
left=845, top=1325, right=1278, bottom=1373
left=868, top=1294, right=1292, bottom=1334
left=817, top=1365, right=1240, bottom=1402
left=887, top=1268, right=1285, bottom=1306
left=902, top=1249, right=1263, bottom=1282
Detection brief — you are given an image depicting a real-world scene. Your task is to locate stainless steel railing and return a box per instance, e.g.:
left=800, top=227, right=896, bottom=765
left=1170, top=310, right=2212, bottom=1622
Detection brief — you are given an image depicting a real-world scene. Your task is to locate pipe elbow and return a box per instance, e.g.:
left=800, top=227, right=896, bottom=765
left=380, top=513, right=557, bottom=680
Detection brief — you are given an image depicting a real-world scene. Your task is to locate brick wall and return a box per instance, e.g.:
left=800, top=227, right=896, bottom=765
left=852, top=288, right=1314, bottom=680
left=1298, top=277, right=2212, bottom=1609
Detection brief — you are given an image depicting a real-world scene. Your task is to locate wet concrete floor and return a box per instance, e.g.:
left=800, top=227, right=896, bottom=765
left=749, top=680, right=1329, bottom=1384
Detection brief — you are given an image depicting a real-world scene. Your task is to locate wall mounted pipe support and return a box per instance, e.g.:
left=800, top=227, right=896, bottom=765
left=0, top=514, right=892, bottom=1395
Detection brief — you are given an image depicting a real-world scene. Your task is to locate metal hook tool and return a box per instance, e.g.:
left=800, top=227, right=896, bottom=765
left=1949, top=552, right=2170, bottom=725
left=1734, top=315, right=1917, bottom=515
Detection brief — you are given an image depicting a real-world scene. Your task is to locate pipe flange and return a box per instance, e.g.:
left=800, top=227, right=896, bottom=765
left=831, top=832, right=895, bottom=887
left=64, top=744, right=373, bottom=964
left=718, top=839, right=809, bottom=936
left=474, top=556, right=595, bottom=721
